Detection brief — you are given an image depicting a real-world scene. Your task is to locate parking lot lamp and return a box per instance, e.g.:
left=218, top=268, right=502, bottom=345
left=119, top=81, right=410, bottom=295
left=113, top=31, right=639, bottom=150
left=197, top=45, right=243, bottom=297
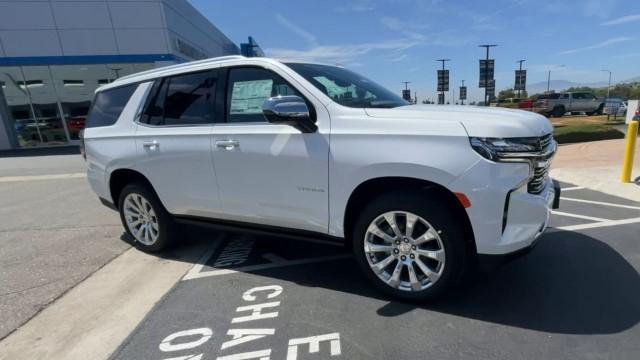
left=547, top=65, right=565, bottom=93
left=601, top=70, right=612, bottom=99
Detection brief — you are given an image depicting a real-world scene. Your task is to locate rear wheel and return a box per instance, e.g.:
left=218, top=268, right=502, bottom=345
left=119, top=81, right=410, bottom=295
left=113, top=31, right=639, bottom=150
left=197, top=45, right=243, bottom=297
left=352, top=191, right=468, bottom=301
left=552, top=105, right=565, bottom=117
left=118, top=183, right=177, bottom=252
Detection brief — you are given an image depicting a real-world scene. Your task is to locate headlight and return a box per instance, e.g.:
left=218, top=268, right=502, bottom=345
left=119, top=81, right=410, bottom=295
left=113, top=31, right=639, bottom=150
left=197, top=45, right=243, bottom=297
left=469, top=137, right=539, bottom=161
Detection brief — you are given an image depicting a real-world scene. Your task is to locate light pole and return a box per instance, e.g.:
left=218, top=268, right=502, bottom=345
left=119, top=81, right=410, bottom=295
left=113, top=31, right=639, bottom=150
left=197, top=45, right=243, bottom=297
left=401, top=81, right=412, bottom=102
left=436, top=59, right=450, bottom=104
left=547, top=65, right=565, bottom=93
left=516, top=59, right=525, bottom=98
left=601, top=70, right=612, bottom=99
left=479, top=44, right=497, bottom=106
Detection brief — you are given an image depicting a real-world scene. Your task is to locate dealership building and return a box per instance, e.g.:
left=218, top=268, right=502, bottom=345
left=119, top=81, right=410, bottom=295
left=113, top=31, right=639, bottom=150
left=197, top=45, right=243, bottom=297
left=0, top=0, right=250, bottom=150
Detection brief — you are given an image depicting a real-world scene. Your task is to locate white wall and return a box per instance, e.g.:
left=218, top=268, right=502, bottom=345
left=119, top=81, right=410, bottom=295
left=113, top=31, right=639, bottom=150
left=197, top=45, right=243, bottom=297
left=0, top=0, right=239, bottom=60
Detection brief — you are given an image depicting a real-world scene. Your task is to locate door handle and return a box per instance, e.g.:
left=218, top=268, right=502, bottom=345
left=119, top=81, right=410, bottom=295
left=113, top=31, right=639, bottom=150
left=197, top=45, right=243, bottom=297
left=142, top=140, right=159, bottom=149
left=216, top=140, right=239, bottom=150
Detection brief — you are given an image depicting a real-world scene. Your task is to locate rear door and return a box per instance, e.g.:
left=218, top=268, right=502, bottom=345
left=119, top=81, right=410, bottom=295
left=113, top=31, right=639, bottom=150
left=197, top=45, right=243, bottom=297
left=571, top=93, right=588, bottom=112
left=582, top=93, right=600, bottom=112
left=135, top=69, right=223, bottom=217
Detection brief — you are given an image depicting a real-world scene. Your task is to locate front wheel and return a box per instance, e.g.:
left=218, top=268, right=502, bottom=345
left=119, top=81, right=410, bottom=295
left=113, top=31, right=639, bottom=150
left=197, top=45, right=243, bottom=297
left=352, top=191, right=468, bottom=301
left=118, top=182, right=177, bottom=252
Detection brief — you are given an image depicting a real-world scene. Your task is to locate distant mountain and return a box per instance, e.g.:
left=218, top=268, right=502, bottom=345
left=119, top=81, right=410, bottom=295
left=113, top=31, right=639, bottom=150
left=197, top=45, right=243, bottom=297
left=622, top=76, right=640, bottom=83
left=525, top=76, right=639, bottom=95
left=527, top=80, right=609, bottom=95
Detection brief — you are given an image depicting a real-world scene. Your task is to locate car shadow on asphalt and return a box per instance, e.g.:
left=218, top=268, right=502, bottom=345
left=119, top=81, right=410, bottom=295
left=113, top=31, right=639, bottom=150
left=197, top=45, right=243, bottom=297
left=376, top=230, right=640, bottom=335
left=123, top=225, right=640, bottom=336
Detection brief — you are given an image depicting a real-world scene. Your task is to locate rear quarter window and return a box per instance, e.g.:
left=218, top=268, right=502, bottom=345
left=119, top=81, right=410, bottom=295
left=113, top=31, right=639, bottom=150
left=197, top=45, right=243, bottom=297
left=86, top=84, right=138, bottom=128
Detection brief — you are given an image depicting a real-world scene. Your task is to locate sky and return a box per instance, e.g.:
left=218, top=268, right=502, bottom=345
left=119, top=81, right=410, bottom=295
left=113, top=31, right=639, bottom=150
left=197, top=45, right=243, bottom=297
left=189, top=0, right=640, bottom=103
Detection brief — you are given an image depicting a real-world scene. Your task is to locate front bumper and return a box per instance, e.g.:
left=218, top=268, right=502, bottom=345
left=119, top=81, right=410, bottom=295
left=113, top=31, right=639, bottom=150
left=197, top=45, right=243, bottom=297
left=450, top=157, right=560, bottom=256
left=499, top=178, right=560, bottom=252
left=477, top=180, right=560, bottom=269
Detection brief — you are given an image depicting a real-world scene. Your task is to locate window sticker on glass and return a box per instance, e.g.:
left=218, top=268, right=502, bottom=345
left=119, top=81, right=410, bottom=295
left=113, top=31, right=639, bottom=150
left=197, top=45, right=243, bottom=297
left=230, top=80, right=273, bottom=114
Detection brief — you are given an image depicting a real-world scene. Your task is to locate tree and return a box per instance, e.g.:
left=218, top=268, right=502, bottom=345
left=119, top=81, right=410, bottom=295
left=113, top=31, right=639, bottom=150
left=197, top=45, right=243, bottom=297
left=563, top=83, right=640, bottom=99
left=498, top=88, right=515, bottom=100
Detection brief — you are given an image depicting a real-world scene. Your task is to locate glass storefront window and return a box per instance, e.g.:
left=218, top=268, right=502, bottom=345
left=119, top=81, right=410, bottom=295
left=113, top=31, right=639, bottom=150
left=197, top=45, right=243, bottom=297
left=20, top=66, right=69, bottom=145
left=0, top=62, right=156, bottom=147
left=0, top=66, right=40, bottom=147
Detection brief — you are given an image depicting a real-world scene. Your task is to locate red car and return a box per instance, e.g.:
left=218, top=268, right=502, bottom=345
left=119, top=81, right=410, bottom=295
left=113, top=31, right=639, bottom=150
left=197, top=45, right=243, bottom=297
left=67, top=116, right=86, bottom=130
left=518, top=98, right=534, bottom=111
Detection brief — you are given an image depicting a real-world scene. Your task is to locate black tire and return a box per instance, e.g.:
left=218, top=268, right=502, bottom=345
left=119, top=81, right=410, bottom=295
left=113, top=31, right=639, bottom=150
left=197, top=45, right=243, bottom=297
left=596, top=103, right=604, bottom=115
left=118, top=182, right=178, bottom=252
left=552, top=105, right=565, bottom=117
left=352, top=190, right=469, bottom=301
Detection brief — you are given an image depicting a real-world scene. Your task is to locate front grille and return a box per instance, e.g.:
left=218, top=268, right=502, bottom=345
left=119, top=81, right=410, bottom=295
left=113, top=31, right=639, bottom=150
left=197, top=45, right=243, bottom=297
left=527, top=133, right=554, bottom=194
left=528, top=161, right=550, bottom=194
left=539, top=133, right=553, bottom=150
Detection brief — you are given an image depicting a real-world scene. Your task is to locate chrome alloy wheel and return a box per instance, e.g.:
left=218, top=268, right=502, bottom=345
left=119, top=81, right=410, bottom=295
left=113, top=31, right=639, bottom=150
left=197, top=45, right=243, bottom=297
left=364, top=211, right=446, bottom=292
left=123, top=193, right=159, bottom=246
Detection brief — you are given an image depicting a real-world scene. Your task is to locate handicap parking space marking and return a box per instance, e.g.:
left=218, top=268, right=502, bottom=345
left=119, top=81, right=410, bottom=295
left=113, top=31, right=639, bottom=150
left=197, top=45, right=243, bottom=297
left=548, top=186, right=640, bottom=232
left=113, top=263, right=359, bottom=360
left=183, top=234, right=350, bottom=281
left=549, top=217, right=640, bottom=232
left=551, top=210, right=611, bottom=223
left=560, top=197, right=640, bottom=211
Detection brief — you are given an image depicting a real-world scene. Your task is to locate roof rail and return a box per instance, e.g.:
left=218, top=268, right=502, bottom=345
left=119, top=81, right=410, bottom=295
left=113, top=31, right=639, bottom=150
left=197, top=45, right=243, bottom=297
left=117, top=55, right=246, bottom=82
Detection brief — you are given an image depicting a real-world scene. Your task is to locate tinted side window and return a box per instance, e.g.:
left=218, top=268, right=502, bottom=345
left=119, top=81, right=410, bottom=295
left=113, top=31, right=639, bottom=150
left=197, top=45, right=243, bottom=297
left=142, top=70, right=216, bottom=126
left=226, top=67, right=302, bottom=123
left=142, top=79, right=168, bottom=125
left=86, top=84, right=138, bottom=128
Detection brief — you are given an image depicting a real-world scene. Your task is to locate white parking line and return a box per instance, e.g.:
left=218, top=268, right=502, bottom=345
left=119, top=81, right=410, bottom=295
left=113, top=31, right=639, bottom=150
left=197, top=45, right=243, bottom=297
left=551, top=217, right=640, bottom=232
left=183, top=254, right=351, bottom=280
left=561, top=186, right=584, bottom=191
left=0, top=173, right=86, bottom=183
left=183, top=239, right=224, bottom=280
left=551, top=210, right=611, bottom=222
left=560, top=197, right=640, bottom=210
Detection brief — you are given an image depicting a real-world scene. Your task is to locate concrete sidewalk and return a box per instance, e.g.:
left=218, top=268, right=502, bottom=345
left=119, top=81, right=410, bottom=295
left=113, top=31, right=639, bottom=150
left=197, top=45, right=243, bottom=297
left=551, top=138, right=640, bottom=202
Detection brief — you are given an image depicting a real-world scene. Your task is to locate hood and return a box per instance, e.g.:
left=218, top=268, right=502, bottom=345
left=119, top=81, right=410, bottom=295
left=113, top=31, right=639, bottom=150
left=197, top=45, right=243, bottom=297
left=365, top=105, right=553, bottom=138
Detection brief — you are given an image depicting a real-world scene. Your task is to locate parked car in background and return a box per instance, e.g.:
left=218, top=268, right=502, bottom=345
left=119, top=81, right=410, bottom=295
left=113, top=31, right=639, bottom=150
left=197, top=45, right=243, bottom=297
left=67, top=116, right=87, bottom=130
left=602, top=98, right=627, bottom=116
left=534, top=92, right=604, bottom=117
left=518, top=98, right=534, bottom=111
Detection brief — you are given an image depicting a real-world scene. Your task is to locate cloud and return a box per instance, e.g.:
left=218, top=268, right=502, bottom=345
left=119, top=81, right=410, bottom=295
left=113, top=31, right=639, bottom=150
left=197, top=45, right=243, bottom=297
left=542, top=0, right=614, bottom=19
left=583, top=0, right=615, bottom=18
left=612, top=52, right=640, bottom=59
left=601, top=14, right=640, bottom=26
left=380, top=16, right=429, bottom=41
left=389, top=54, right=408, bottom=62
left=335, top=0, right=376, bottom=13
left=266, top=39, right=421, bottom=64
left=560, top=37, right=633, bottom=54
left=275, top=14, right=318, bottom=47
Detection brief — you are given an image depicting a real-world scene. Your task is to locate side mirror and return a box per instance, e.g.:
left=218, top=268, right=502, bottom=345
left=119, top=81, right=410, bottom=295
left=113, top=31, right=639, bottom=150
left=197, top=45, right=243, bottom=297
left=262, top=95, right=317, bottom=133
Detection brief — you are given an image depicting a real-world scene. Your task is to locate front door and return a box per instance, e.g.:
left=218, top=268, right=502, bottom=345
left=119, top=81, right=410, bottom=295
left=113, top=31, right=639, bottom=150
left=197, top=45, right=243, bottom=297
left=211, top=66, right=330, bottom=234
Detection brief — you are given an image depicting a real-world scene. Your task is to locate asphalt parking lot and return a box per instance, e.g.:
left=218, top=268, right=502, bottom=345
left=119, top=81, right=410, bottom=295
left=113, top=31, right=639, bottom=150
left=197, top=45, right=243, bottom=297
left=111, top=182, right=640, bottom=360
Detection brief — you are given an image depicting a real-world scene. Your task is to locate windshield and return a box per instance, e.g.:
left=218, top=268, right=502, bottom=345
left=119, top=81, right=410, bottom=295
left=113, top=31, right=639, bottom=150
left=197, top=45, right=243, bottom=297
left=285, top=63, right=409, bottom=108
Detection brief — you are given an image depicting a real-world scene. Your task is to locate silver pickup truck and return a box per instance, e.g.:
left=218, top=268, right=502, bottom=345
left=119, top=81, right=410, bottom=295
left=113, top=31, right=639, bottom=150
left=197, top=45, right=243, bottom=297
left=534, top=92, right=604, bottom=117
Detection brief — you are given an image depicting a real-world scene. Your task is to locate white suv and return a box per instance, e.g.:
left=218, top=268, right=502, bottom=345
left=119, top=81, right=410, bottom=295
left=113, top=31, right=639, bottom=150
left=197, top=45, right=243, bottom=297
left=83, top=55, right=560, bottom=300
